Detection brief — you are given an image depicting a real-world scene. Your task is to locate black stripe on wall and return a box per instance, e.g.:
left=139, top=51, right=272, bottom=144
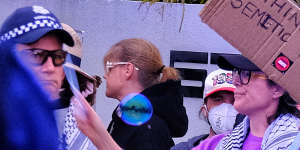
left=181, top=86, right=204, bottom=98
left=177, top=68, right=207, bottom=81
left=170, top=50, right=208, bottom=98
left=170, top=50, right=208, bottom=67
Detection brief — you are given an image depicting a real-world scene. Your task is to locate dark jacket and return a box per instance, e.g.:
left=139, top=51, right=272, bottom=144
left=107, top=80, right=188, bottom=150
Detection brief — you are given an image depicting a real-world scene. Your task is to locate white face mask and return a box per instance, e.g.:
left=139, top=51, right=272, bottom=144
left=208, top=103, right=238, bottom=134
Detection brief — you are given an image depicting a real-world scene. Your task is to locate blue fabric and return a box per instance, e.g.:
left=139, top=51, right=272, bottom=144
left=0, top=41, right=59, bottom=150
left=288, top=132, right=300, bottom=150
left=70, top=54, right=81, bottom=67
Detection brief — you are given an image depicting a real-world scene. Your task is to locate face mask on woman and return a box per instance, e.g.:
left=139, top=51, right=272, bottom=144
left=206, top=103, right=238, bottom=134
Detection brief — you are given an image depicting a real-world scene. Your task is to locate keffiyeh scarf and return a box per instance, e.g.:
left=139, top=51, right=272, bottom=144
left=60, top=104, right=97, bottom=150
left=215, top=113, right=300, bottom=150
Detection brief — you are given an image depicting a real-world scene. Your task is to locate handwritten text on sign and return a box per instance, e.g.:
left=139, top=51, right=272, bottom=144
left=231, top=0, right=300, bottom=42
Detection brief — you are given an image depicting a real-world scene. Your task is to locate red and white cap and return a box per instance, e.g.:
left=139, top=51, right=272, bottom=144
left=204, top=69, right=235, bottom=99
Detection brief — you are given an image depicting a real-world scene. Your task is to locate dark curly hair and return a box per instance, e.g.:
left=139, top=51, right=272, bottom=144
left=59, top=73, right=101, bottom=106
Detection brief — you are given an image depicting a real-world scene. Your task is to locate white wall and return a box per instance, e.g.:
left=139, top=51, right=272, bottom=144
left=0, top=0, right=239, bottom=144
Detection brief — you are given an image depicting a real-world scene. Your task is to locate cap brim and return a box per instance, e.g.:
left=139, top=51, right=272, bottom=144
left=14, top=28, right=74, bottom=46
left=217, top=54, right=261, bottom=71
left=205, top=87, right=235, bottom=98
left=63, top=63, right=96, bottom=82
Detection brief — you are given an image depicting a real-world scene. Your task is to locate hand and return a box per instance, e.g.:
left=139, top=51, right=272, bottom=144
left=71, top=87, right=122, bottom=150
left=79, top=77, right=99, bottom=105
left=81, top=82, right=94, bottom=98
left=71, top=86, right=100, bottom=138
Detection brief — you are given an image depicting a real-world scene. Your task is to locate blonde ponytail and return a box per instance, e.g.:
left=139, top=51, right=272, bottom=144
left=104, top=38, right=181, bottom=89
left=160, top=66, right=181, bottom=82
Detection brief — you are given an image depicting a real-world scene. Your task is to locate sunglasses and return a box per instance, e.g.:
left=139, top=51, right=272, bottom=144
left=20, top=48, right=67, bottom=66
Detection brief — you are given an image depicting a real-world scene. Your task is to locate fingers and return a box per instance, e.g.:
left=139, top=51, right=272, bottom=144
left=86, top=82, right=94, bottom=91
left=81, top=81, right=94, bottom=98
left=71, top=89, right=95, bottom=119
left=71, top=97, right=88, bottom=128
left=72, top=87, right=90, bottom=107
left=85, top=82, right=94, bottom=96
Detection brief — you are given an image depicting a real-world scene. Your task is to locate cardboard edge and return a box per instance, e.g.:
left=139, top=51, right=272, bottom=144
left=199, top=0, right=224, bottom=23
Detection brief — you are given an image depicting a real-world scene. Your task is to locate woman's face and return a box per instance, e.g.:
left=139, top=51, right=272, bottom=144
left=103, top=60, right=125, bottom=99
left=233, top=71, right=275, bottom=115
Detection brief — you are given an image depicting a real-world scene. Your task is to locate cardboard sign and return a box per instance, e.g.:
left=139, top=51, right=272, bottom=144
left=200, top=0, right=300, bottom=103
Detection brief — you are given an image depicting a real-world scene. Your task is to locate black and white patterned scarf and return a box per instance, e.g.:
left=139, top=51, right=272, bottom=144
left=61, top=104, right=97, bottom=150
left=215, top=113, right=300, bottom=150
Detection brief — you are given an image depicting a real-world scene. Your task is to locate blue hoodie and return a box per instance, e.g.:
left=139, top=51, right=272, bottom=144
left=0, top=41, right=59, bottom=150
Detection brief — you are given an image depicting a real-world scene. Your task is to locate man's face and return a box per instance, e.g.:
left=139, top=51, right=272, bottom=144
left=206, top=91, right=234, bottom=111
left=16, top=34, right=65, bottom=100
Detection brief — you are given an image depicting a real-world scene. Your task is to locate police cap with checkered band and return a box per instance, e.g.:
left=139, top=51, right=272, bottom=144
left=0, top=6, right=74, bottom=46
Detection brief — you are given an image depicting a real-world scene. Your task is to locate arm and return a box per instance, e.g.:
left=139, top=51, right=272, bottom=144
left=71, top=83, right=122, bottom=150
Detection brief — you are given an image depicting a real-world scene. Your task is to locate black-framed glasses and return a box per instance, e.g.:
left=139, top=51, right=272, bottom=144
left=232, top=68, right=251, bottom=85
left=233, top=68, right=268, bottom=85
left=20, top=48, right=67, bottom=66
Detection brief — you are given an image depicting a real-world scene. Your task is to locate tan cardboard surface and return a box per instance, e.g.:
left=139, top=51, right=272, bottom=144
left=200, top=0, right=300, bottom=103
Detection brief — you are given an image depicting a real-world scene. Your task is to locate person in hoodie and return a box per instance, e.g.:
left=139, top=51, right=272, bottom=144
left=72, top=38, right=188, bottom=150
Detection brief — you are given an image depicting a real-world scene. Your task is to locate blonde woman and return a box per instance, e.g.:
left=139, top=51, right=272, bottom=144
left=73, top=38, right=188, bottom=150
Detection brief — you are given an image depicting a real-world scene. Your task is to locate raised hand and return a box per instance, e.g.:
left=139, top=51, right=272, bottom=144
left=71, top=83, right=122, bottom=150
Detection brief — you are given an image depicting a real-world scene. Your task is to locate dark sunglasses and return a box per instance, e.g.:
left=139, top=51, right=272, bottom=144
left=20, top=48, right=67, bottom=66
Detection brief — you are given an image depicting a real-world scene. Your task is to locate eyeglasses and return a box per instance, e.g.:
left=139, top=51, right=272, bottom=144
left=105, top=61, right=140, bottom=73
left=232, top=68, right=267, bottom=85
left=20, top=48, right=67, bottom=66
left=232, top=68, right=251, bottom=85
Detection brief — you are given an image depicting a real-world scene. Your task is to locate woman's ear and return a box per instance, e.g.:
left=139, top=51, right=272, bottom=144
left=124, top=63, right=135, bottom=80
left=272, top=85, right=285, bottom=99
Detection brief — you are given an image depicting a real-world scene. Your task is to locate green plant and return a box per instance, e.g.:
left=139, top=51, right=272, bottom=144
left=294, top=0, right=300, bottom=6
left=132, top=0, right=207, bottom=32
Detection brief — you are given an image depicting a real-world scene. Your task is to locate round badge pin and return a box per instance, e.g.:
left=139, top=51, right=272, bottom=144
left=274, top=56, right=290, bottom=72
left=119, top=93, right=153, bottom=126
